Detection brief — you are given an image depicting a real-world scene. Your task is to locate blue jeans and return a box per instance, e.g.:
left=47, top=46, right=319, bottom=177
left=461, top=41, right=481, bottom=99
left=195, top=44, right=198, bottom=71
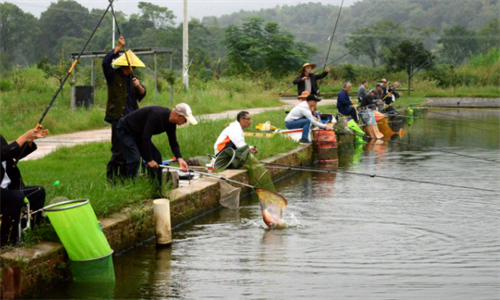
left=286, top=118, right=310, bottom=140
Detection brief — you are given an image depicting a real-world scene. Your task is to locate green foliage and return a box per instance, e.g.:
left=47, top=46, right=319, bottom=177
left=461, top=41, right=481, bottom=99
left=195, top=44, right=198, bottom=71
left=36, top=56, right=73, bottom=89
left=438, top=25, right=478, bottom=65
left=137, top=2, right=175, bottom=29
left=468, top=48, right=500, bottom=68
left=387, top=39, right=434, bottom=77
left=224, top=17, right=315, bottom=77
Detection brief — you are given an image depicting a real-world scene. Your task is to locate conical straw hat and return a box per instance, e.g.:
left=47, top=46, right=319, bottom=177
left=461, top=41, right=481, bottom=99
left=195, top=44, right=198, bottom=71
left=112, top=50, right=146, bottom=68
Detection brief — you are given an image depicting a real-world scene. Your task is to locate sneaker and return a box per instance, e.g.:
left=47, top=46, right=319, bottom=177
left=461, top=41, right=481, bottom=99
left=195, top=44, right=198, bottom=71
left=299, top=139, right=311, bottom=144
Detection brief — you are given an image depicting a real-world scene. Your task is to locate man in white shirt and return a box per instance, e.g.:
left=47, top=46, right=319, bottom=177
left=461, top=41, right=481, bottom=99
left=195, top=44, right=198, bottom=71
left=285, top=94, right=335, bottom=144
left=1, top=126, right=49, bottom=246
left=214, top=111, right=258, bottom=155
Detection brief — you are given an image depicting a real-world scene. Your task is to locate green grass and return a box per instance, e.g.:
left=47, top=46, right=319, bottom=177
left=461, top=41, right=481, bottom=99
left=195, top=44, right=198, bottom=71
left=18, top=110, right=298, bottom=219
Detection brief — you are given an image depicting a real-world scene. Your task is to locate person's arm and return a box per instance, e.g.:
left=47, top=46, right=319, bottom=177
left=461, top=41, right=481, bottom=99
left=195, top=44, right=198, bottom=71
left=292, top=74, right=304, bottom=85
left=300, top=105, right=326, bottom=129
left=102, top=37, right=125, bottom=84
left=132, top=78, right=147, bottom=102
left=313, top=69, right=330, bottom=80
left=166, top=125, right=182, bottom=159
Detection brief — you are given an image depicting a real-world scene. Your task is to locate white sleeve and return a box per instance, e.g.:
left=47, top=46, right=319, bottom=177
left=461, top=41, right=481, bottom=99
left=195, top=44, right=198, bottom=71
left=300, top=105, right=326, bottom=129
left=228, top=129, right=247, bottom=149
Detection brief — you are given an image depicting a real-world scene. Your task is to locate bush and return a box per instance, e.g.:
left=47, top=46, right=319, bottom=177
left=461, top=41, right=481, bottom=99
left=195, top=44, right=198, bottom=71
left=0, top=78, right=14, bottom=91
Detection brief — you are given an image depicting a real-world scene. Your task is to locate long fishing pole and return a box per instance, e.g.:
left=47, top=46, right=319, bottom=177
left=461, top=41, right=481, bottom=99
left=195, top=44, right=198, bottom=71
left=36, top=0, right=115, bottom=129
left=426, top=111, right=500, bottom=126
left=110, top=4, right=134, bottom=77
left=317, top=0, right=344, bottom=95
left=334, top=129, right=500, bottom=163
left=160, top=165, right=254, bottom=189
left=398, top=113, right=500, bottom=134
left=262, top=163, right=499, bottom=193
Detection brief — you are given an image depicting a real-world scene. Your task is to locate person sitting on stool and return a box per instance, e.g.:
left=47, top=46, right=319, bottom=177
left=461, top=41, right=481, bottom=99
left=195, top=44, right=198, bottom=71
left=336, top=82, right=359, bottom=123
left=1, top=125, right=49, bottom=246
left=285, top=94, right=334, bottom=144
left=116, top=104, right=197, bottom=196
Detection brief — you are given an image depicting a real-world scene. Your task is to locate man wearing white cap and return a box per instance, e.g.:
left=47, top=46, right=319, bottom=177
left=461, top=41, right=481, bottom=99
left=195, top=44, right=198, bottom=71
left=116, top=103, right=197, bottom=194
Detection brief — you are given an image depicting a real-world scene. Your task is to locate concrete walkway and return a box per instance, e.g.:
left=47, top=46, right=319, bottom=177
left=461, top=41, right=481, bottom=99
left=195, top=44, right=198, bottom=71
left=25, top=100, right=337, bottom=161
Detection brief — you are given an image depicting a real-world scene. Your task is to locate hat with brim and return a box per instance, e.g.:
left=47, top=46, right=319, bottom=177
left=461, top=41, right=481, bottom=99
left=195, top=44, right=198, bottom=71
left=380, top=78, right=387, bottom=83
left=112, top=50, right=146, bottom=68
left=298, top=91, right=311, bottom=99
left=299, top=63, right=316, bottom=74
left=174, top=103, right=198, bottom=125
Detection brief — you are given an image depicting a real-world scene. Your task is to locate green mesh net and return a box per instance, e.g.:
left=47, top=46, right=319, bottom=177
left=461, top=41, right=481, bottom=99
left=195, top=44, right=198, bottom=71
left=243, top=154, right=276, bottom=192
left=71, top=254, right=115, bottom=283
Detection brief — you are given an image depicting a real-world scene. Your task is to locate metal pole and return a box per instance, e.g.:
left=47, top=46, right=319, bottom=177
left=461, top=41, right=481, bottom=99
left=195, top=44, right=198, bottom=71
left=154, top=51, right=158, bottom=103
left=71, top=58, right=76, bottom=112
left=182, top=0, right=189, bottom=89
left=91, top=59, right=95, bottom=88
left=170, top=52, right=173, bottom=107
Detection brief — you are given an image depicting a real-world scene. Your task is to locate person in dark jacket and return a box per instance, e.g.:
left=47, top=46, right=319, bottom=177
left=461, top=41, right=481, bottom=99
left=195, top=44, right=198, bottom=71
left=1, top=126, right=49, bottom=246
left=360, top=89, right=381, bottom=110
left=357, top=80, right=368, bottom=103
left=336, top=82, right=359, bottom=123
left=385, top=81, right=402, bottom=105
left=116, top=104, right=197, bottom=195
left=292, top=63, right=330, bottom=96
left=103, top=36, right=147, bottom=183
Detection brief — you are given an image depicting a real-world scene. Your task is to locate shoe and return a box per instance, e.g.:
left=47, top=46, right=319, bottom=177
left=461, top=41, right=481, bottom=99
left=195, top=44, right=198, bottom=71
left=299, top=139, right=311, bottom=144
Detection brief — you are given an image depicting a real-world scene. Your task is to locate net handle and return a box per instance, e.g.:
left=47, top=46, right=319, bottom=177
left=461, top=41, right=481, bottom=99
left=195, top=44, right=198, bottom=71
left=160, top=166, right=255, bottom=189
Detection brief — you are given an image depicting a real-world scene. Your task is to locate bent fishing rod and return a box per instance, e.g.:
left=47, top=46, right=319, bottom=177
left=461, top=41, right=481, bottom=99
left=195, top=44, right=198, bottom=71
left=262, top=162, right=499, bottom=193
left=334, top=129, right=500, bottom=164
left=110, top=3, right=134, bottom=77
left=36, top=0, right=115, bottom=130
left=160, top=165, right=255, bottom=189
left=317, top=0, right=345, bottom=95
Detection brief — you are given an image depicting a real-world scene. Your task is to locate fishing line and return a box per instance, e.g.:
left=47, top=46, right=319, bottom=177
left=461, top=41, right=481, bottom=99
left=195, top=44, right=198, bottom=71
left=262, top=163, right=499, bottom=193
left=427, top=111, right=500, bottom=126
left=386, top=113, right=500, bottom=133
left=334, top=129, right=500, bottom=163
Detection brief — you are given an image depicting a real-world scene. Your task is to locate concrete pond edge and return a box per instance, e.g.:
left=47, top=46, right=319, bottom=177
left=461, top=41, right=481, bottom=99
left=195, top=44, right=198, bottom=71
left=0, top=144, right=313, bottom=299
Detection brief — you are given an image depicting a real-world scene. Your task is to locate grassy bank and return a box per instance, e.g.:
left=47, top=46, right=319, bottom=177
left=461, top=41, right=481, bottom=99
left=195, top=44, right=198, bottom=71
left=19, top=109, right=296, bottom=221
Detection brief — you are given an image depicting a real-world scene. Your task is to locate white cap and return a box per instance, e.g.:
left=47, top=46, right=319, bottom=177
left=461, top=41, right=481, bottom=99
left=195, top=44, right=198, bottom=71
left=174, top=103, right=198, bottom=125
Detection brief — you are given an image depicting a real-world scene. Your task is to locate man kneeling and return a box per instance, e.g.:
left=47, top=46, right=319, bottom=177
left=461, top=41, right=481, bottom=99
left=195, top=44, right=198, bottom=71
left=1, top=126, right=49, bottom=246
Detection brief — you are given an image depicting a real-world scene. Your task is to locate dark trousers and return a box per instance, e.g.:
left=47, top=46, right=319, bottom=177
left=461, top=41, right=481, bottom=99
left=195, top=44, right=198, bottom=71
left=107, top=119, right=127, bottom=182
left=1, top=186, right=45, bottom=245
left=116, top=123, right=163, bottom=191
left=340, top=107, right=359, bottom=123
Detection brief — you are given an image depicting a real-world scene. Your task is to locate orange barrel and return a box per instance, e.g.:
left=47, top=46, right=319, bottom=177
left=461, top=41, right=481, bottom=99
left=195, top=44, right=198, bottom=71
left=312, top=130, right=338, bottom=163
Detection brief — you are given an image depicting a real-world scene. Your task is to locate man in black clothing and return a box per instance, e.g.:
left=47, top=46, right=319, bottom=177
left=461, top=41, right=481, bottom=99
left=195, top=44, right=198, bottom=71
left=116, top=104, right=197, bottom=193
left=385, top=81, right=402, bottom=105
left=103, top=36, right=147, bottom=183
left=360, top=89, right=381, bottom=110
left=293, top=63, right=330, bottom=96
left=1, top=126, right=48, bottom=246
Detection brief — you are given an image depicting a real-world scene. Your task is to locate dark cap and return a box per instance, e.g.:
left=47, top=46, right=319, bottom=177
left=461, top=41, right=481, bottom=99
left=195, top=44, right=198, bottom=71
left=306, top=94, right=321, bottom=102
left=376, top=83, right=384, bottom=88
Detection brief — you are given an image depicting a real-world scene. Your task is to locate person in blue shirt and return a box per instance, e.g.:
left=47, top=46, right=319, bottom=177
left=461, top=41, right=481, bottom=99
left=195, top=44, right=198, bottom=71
left=336, top=82, right=359, bottom=123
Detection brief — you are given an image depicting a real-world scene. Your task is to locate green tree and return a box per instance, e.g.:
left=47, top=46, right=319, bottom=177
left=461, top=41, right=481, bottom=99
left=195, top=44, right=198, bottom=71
left=387, top=39, right=434, bottom=95
left=438, top=25, right=477, bottom=65
left=345, top=20, right=406, bottom=67
left=36, top=55, right=73, bottom=94
left=188, top=51, right=211, bottom=102
left=0, top=2, right=39, bottom=66
left=138, top=2, right=175, bottom=29
left=476, top=19, right=500, bottom=54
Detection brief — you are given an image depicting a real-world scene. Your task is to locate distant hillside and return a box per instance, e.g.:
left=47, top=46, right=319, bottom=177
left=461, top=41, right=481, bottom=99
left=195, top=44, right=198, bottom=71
left=202, top=0, right=500, bottom=64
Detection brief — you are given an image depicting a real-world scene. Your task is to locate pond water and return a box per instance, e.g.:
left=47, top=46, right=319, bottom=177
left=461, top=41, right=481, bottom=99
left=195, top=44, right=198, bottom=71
left=43, top=109, right=499, bottom=300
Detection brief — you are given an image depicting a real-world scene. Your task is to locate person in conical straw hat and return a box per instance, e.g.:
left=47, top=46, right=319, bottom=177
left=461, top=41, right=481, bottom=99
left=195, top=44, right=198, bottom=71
left=102, top=36, right=147, bottom=184
left=292, top=63, right=330, bottom=97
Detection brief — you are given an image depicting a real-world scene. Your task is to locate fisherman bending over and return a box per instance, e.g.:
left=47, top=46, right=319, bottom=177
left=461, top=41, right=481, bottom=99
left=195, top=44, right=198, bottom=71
left=116, top=104, right=196, bottom=196
left=385, top=81, right=402, bottom=105
left=103, top=36, right=147, bottom=183
left=285, top=94, right=334, bottom=144
left=293, top=63, right=330, bottom=96
left=336, top=82, right=359, bottom=123
left=214, top=111, right=258, bottom=156
left=1, top=126, right=49, bottom=246
left=357, top=80, right=368, bottom=103
left=360, top=89, right=381, bottom=110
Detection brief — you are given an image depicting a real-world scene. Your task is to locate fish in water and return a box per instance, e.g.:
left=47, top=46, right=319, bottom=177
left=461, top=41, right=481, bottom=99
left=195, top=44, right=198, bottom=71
left=260, top=200, right=287, bottom=229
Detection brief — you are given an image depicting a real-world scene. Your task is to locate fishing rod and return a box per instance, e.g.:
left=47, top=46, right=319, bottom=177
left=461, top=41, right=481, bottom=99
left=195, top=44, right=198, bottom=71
left=110, top=4, right=134, bottom=77
left=426, top=111, right=500, bottom=126
left=160, top=165, right=254, bottom=189
left=176, top=57, right=194, bottom=93
left=35, top=0, right=115, bottom=130
left=334, top=129, right=500, bottom=164
left=400, top=113, right=500, bottom=134
left=317, top=0, right=345, bottom=95
left=262, top=162, right=499, bottom=193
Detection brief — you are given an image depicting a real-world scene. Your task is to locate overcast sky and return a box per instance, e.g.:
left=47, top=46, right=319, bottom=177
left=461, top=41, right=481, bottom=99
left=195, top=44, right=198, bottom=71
left=8, top=0, right=357, bottom=22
